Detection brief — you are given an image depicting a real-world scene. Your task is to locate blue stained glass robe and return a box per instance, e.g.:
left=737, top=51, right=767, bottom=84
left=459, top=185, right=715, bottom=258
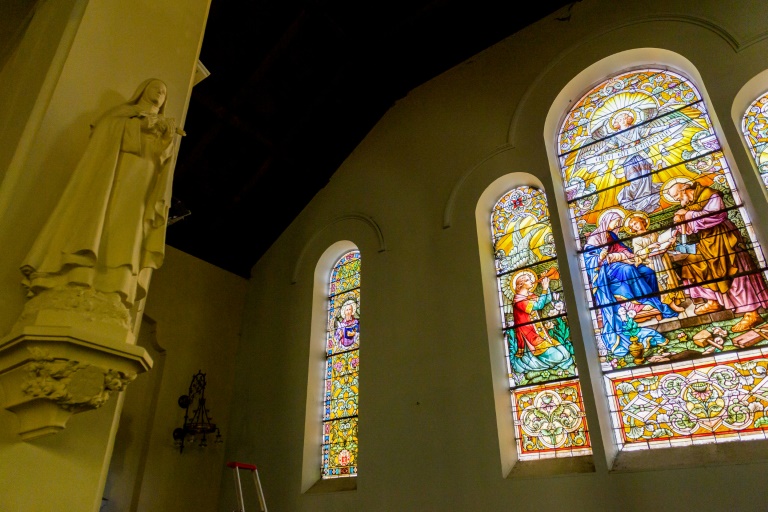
left=509, top=334, right=574, bottom=373
left=584, top=231, right=675, bottom=356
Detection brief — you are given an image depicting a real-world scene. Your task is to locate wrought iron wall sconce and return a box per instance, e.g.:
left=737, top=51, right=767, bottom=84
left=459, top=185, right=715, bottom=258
left=173, top=370, right=222, bottom=453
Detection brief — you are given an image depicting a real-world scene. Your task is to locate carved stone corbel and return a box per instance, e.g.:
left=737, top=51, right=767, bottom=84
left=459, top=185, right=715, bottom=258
left=0, top=294, right=152, bottom=440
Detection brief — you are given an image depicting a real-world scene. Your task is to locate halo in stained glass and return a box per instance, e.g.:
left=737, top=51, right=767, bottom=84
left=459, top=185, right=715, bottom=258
left=491, top=185, right=591, bottom=459
left=557, top=68, right=768, bottom=451
left=322, top=250, right=360, bottom=478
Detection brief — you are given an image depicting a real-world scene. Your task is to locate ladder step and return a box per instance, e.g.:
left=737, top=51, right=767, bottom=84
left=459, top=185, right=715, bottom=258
left=227, top=461, right=257, bottom=471
left=227, top=461, right=267, bottom=512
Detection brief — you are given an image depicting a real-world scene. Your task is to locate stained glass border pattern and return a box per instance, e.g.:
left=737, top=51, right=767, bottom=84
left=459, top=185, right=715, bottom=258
left=321, top=250, right=360, bottom=479
left=606, top=348, right=768, bottom=450
left=512, top=379, right=592, bottom=460
left=741, top=89, right=768, bottom=188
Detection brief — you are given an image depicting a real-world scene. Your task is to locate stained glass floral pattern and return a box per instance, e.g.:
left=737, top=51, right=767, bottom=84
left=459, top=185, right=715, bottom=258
left=742, top=90, right=768, bottom=187
left=322, top=250, right=360, bottom=478
left=607, top=350, right=768, bottom=448
left=492, top=186, right=591, bottom=459
left=513, top=381, right=591, bottom=456
left=558, top=68, right=768, bottom=450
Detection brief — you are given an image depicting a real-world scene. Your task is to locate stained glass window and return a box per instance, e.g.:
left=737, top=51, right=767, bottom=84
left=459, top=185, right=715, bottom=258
left=742, top=90, right=768, bottom=188
left=491, top=186, right=591, bottom=460
left=322, top=250, right=360, bottom=478
left=557, top=68, right=768, bottom=450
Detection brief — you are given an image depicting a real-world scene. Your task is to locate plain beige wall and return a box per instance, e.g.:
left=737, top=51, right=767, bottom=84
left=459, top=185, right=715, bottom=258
left=224, top=1, right=768, bottom=511
left=137, top=245, right=247, bottom=512
left=0, top=1, right=213, bottom=511
left=0, top=0, right=85, bottom=337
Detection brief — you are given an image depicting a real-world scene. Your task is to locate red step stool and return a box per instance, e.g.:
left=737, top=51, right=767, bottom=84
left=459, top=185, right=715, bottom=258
left=226, top=461, right=267, bottom=512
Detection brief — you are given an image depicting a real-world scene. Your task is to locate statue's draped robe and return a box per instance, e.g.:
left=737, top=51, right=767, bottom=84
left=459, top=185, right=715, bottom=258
left=679, top=184, right=768, bottom=313
left=21, top=103, right=174, bottom=308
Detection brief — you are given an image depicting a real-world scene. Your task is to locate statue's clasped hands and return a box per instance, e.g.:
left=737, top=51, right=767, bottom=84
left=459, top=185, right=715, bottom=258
left=139, top=111, right=185, bottom=137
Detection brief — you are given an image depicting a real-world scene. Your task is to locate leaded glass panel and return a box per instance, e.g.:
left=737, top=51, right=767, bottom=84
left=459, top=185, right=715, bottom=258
left=558, top=68, right=768, bottom=450
left=742, top=89, right=768, bottom=187
left=322, top=250, right=360, bottom=478
left=492, top=186, right=591, bottom=459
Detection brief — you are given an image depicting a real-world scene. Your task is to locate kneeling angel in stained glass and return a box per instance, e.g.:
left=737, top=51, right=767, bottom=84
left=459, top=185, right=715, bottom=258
left=492, top=186, right=591, bottom=459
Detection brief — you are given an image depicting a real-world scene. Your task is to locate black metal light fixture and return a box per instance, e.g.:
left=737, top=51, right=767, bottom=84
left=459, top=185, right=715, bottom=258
left=167, top=196, right=191, bottom=225
left=173, top=370, right=222, bottom=453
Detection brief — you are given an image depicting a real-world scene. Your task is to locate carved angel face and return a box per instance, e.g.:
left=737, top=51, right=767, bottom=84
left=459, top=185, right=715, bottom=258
left=142, top=80, right=167, bottom=108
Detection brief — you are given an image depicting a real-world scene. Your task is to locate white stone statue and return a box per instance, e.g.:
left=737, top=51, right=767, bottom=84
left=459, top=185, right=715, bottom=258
left=18, top=78, right=179, bottom=328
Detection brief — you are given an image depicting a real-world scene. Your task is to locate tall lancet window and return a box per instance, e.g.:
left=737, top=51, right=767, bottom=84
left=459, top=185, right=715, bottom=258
left=558, top=68, right=768, bottom=451
left=742, top=89, right=768, bottom=188
left=322, top=250, right=360, bottom=478
left=492, top=186, right=591, bottom=460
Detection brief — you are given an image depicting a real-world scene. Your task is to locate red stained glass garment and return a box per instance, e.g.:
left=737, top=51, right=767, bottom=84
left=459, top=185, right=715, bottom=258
left=492, top=186, right=591, bottom=459
left=558, top=69, right=768, bottom=450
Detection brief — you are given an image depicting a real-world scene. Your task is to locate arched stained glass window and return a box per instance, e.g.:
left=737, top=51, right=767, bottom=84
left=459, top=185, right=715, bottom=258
left=742, top=89, right=768, bottom=187
left=492, top=186, right=591, bottom=460
left=558, top=68, right=768, bottom=451
left=322, top=250, right=360, bottom=478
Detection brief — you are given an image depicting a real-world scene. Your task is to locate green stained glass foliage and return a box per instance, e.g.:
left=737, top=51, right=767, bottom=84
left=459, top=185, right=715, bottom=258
left=324, top=350, right=359, bottom=420
left=605, top=352, right=768, bottom=448
left=492, top=186, right=591, bottom=459
left=513, top=381, right=591, bottom=458
left=323, top=417, right=358, bottom=478
left=330, top=251, right=360, bottom=296
left=322, top=250, right=360, bottom=479
left=741, top=90, right=768, bottom=187
left=558, top=68, right=768, bottom=451
left=492, top=186, right=578, bottom=386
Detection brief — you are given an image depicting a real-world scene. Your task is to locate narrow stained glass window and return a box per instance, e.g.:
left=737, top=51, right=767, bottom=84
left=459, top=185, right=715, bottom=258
left=322, top=250, right=360, bottom=478
left=741, top=90, right=768, bottom=188
left=491, top=186, right=591, bottom=460
left=557, top=68, right=768, bottom=451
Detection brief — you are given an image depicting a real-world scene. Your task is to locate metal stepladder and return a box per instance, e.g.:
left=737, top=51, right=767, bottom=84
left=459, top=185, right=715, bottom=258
left=227, top=461, right=268, bottom=512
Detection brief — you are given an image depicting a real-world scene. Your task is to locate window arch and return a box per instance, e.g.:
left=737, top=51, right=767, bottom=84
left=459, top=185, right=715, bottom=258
left=741, top=89, right=768, bottom=188
left=321, top=249, right=360, bottom=479
left=491, top=185, right=591, bottom=460
left=557, top=68, right=768, bottom=451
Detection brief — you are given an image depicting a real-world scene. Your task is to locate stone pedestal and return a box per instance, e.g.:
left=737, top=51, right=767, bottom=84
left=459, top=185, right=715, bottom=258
left=0, top=289, right=153, bottom=440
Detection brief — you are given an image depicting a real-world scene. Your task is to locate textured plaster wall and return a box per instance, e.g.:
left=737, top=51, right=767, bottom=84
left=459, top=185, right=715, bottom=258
left=224, top=1, right=768, bottom=511
left=0, top=1, right=212, bottom=511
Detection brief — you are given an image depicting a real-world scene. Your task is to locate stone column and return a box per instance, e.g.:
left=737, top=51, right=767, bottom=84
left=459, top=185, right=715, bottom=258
left=0, top=0, right=211, bottom=510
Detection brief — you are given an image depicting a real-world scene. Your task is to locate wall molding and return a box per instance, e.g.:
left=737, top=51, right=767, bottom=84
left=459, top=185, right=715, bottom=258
left=445, top=14, right=753, bottom=231
left=507, top=13, right=758, bottom=145
left=442, top=143, right=516, bottom=229
left=291, top=212, right=386, bottom=284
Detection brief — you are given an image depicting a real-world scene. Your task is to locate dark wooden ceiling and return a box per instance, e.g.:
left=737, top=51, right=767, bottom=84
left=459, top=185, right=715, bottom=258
left=167, top=0, right=575, bottom=277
